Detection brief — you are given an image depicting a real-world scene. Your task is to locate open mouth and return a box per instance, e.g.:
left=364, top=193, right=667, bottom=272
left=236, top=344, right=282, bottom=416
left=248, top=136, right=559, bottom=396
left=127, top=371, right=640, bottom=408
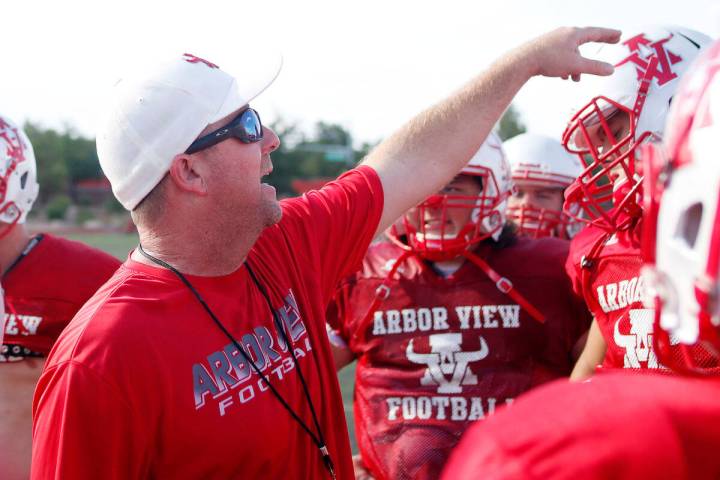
left=423, top=219, right=451, bottom=229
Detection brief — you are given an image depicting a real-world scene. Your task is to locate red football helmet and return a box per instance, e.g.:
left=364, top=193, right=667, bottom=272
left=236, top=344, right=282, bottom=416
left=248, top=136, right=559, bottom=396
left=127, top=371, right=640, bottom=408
left=562, top=26, right=711, bottom=232
left=642, top=39, right=720, bottom=375
left=387, top=131, right=510, bottom=262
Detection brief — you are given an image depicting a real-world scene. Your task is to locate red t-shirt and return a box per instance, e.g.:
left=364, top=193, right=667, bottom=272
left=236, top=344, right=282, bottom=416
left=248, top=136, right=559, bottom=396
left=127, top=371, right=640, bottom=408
left=442, top=372, right=720, bottom=480
left=2, top=233, right=120, bottom=361
left=327, top=236, right=589, bottom=480
left=31, top=167, right=384, bottom=480
left=566, top=219, right=661, bottom=370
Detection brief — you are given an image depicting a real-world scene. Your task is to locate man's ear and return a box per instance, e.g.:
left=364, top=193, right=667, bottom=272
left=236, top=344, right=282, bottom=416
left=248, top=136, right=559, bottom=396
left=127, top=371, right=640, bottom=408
left=167, top=153, right=208, bottom=196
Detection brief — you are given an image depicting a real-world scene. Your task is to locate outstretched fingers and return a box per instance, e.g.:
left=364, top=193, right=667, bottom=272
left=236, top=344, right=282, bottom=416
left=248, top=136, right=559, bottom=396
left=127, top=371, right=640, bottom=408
left=574, top=27, right=622, bottom=77
left=576, top=26, right=622, bottom=45
left=576, top=56, right=615, bottom=76
left=535, top=26, right=621, bottom=79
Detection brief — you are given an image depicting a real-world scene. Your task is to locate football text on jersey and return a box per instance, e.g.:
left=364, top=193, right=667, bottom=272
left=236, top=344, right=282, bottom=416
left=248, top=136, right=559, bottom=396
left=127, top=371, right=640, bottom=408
left=386, top=332, right=510, bottom=422
left=1, top=312, right=43, bottom=362
left=595, top=275, right=646, bottom=313
left=372, top=304, right=520, bottom=336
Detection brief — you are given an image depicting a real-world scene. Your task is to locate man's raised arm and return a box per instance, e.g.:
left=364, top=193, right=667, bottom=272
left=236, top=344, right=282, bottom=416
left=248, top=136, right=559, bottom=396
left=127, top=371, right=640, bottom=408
left=362, top=26, right=621, bottom=234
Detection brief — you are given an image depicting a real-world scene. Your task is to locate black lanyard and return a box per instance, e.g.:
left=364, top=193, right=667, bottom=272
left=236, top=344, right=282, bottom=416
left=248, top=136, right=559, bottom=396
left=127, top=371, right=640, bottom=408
left=2, top=234, right=44, bottom=278
left=137, top=245, right=335, bottom=479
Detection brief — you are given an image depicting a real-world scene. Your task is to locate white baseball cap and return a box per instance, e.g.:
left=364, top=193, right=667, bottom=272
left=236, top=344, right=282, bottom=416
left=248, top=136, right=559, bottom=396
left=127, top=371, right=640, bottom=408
left=97, top=52, right=282, bottom=210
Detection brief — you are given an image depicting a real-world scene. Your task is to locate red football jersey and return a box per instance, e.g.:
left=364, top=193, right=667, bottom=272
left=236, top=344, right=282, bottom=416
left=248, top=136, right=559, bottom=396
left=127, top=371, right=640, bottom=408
left=32, top=167, right=383, bottom=480
left=327, top=236, right=590, bottom=480
left=443, top=372, right=720, bottom=480
left=566, top=218, right=662, bottom=370
left=2, top=233, right=120, bottom=361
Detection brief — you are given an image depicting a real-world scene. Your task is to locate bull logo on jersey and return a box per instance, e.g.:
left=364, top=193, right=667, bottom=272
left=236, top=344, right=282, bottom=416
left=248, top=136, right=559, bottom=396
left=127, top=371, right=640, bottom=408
left=613, top=308, right=659, bottom=368
left=616, top=33, right=683, bottom=87
left=406, top=333, right=488, bottom=394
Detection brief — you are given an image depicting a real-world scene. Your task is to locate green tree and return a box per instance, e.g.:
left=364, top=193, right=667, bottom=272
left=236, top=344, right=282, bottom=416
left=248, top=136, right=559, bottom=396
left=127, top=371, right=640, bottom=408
left=496, top=104, right=526, bottom=141
left=266, top=119, right=359, bottom=196
left=24, top=122, right=69, bottom=203
left=24, top=122, right=104, bottom=205
left=314, top=121, right=353, bottom=146
left=63, top=133, right=102, bottom=182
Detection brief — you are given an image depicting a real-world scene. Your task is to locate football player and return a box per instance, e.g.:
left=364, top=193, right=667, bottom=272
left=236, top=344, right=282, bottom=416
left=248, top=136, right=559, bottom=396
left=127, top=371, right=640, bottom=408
left=561, top=26, right=712, bottom=379
left=505, top=133, right=583, bottom=239
left=326, top=132, right=589, bottom=479
left=442, top=38, right=720, bottom=479
left=0, top=114, right=120, bottom=479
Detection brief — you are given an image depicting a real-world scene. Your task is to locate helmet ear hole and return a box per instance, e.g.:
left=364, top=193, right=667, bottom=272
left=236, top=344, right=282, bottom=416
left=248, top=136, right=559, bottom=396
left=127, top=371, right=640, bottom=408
left=676, top=202, right=703, bottom=248
left=472, top=176, right=484, bottom=192
left=20, top=171, right=28, bottom=189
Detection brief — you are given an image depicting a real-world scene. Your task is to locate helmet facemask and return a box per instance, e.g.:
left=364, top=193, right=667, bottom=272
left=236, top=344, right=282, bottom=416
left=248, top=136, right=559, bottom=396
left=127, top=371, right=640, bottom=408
left=506, top=202, right=575, bottom=239
left=639, top=43, right=720, bottom=375
left=562, top=84, right=653, bottom=232
left=562, top=26, right=712, bottom=232
left=389, top=168, right=507, bottom=262
left=504, top=133, right=583, bottom=239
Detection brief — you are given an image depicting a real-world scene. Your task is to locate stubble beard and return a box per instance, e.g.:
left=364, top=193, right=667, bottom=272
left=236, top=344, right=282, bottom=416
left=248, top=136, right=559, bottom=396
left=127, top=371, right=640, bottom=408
left=262, top=199, right=283, bottom=228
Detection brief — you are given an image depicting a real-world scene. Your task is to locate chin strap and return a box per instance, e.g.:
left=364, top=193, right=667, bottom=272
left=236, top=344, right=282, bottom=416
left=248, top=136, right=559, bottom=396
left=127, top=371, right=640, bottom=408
left=358, top=246, right=546, bottom=326
left=462, top=249, right=546, bottom=324
left=579, top=230, right=614, bottom=310
left=358, top=250, right=415, bottom=328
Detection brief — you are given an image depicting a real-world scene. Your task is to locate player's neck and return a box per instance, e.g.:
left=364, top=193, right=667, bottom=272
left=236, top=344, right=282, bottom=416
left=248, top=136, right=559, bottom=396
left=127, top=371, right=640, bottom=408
left=133, top=223, right=256, bottom=277
left=0, top=224, right=32, bottom=276
left=431, top=256, right=466, bottom=277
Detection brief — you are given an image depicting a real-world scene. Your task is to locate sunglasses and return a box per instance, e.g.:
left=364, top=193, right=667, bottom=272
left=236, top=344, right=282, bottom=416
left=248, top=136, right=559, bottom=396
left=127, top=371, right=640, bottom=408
left=185, top=107, right=264, bottom=154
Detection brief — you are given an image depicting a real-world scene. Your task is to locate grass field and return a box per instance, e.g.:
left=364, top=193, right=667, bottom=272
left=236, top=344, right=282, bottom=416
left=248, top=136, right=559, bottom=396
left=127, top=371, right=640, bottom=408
left=61, top=231, right=360, bottom=453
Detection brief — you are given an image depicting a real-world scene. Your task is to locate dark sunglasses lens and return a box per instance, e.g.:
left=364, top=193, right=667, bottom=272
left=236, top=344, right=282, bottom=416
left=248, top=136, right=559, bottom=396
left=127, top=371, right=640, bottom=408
left=240, top=109, right=263, bottom=142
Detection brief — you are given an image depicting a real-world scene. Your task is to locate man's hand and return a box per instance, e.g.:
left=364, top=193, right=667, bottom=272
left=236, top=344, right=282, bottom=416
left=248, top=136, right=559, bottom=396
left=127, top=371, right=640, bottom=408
left=364, top=25, right=622, bottom=236
left=515, top=26, right=622, bottom=82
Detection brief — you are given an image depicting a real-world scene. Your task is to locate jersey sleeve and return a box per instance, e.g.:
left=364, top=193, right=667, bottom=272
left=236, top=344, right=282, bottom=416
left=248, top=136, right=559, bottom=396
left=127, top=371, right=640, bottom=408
left=278, top=166, right=384, bottom=303
left=325, top=279, right=356, bottom=343
left=32, top=361, right=151, bottom=480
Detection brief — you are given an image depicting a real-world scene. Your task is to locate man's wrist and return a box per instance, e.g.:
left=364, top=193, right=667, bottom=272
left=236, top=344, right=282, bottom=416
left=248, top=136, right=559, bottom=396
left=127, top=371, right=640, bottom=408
left=504, top=41, right=542, bottom=79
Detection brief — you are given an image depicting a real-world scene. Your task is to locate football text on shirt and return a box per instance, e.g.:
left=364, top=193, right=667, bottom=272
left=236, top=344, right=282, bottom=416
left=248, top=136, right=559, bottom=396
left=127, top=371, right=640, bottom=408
left=191, top=290, right=313, bottom=416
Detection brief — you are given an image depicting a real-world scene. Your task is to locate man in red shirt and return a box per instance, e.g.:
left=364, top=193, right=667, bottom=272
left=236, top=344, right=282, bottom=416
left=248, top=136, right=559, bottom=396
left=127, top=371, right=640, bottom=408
left=31, top=28, right=621, bottom=479
left=442, top=39, right=720, bottom=480
left=326, top=133, right=589, bottom=479
left=557, top=26, right=712, bottom=379
left=0, top=114, right=120, bottom=480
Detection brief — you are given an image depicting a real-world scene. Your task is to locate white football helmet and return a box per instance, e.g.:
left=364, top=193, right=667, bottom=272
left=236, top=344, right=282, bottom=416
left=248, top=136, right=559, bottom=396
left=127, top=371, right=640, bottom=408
left=504, top=133, right=582, bottom=239
left=563, top=26, right=712, bottom=232
left=0, top=115, right=38, bottom=237
left=388, top=131, right=511, bottom=261
left=642, top=39, right=720, bottom=374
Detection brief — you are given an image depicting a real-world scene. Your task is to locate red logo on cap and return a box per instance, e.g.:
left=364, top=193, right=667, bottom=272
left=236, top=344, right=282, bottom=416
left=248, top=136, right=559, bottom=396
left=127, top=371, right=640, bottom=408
left=182, top=53, right=219, bottom=69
